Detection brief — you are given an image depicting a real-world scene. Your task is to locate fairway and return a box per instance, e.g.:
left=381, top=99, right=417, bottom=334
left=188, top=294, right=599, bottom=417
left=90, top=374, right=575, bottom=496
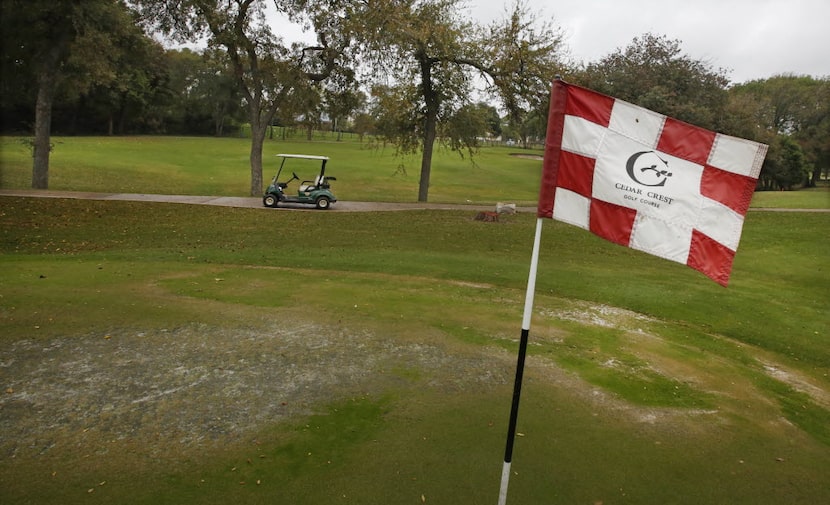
left=0, top=135, right=545, bottom=205
left=1, top=136, right=829, bottom=504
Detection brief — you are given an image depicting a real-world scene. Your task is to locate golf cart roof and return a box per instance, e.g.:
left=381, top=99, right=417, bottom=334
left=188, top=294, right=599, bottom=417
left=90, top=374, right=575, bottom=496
left=276, top=153, right=329, bottom=161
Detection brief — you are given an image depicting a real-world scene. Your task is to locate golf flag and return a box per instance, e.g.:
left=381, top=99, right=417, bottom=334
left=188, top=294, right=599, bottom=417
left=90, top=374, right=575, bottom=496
left=497, top=80, right=769, bottom=505
left=538, top=80, right=768, bottom=286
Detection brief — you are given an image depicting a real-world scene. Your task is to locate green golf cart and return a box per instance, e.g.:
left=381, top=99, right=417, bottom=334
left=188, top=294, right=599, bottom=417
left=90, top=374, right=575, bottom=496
left=262, top=154, right=337, bottom=210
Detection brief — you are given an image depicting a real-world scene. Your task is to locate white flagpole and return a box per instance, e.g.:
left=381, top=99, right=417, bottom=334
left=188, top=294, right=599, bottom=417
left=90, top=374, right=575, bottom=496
left=498, top=217, right=545, bottom=505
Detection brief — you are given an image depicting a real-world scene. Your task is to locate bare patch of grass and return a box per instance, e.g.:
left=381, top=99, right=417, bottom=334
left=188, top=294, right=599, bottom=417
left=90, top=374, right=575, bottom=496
left=0, top=321, right=509, bottom=462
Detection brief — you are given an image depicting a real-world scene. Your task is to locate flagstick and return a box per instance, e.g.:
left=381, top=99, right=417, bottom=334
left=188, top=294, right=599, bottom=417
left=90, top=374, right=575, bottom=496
left=498, top=217, right=544, bottom=505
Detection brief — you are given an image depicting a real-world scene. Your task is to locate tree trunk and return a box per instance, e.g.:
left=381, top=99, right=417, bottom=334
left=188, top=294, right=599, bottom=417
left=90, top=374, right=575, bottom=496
left=116, top=99, right=127, bottom=135
left=419, top=115, right=437, bottom=202
left=245, top=89, right=279, bottom=196
left=810, top=165, right=821, bottom=187
left=249, top=122, right=266, bottom=196
left=32, top=63, right=58, bottom=189
left=418, top=57, right=439, bottom=203
left=214, top=102, right=226, bottom=137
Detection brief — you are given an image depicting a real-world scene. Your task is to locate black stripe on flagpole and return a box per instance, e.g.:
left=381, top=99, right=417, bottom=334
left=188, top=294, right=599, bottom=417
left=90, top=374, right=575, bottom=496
left=503, top=327, right=530, bottom=463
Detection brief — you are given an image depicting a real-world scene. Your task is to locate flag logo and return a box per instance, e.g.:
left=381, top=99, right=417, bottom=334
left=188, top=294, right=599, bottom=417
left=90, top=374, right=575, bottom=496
left=626, top=151, right=672, bottom=187
left=539, top=80, right=768, bottom=286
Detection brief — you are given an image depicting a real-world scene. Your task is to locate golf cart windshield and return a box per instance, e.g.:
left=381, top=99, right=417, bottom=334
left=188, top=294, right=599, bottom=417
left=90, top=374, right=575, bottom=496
left=273, top=154, right=330, bottom=184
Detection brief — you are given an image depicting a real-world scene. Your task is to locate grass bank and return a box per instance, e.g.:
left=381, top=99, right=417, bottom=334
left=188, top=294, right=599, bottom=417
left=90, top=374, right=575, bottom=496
left=1, top=196, right=828, bottom=504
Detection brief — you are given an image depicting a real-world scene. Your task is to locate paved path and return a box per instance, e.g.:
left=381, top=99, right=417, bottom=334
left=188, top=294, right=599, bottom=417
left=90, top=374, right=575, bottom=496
left=1, top=189, right=826, bottom=213
left=0, top=189, right=532, bottom=213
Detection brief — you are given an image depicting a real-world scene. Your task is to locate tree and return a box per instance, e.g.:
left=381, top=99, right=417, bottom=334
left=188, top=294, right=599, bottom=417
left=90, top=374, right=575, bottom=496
left=164, top=48, right=244, bottom=136
left=797, top=78, right=830, bottom=186
left=456, top=102, right=502, bottom=139
left=201, top=49, right=245, bottom=136
left=576, top=33, right=730, bottom=132
left=482, top=1, right=566, bottom=148
left=729, top=74, right=829, bottom=187
left=355, top=0, right=567, bottom=201
left=75, top=26, right=169, bottom=135
left=295, top=82, right=324, bottom=140
left=355, top=0, right=478, bottom=201
left=446, top=102, right=491, bottom=149
left=324, top=72, right=364, bottom=141
left=477, top=102, right=503, bottom=138
left=351, top=112, right=376, bottom=142
left=134, top=0, right=350, bottom=195
left=1, top=0, right=141, bottom=188
left=760, top=135, right=811, bottom=191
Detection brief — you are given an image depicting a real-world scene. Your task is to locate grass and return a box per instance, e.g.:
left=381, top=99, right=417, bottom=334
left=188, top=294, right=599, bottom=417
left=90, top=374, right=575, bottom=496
left=750, top=184, right=830, bottom=209
left=0, top=135, right=544, bottom=204
left=1, top=135, right=829, bottom=504
left=3, top=135, right=827, bottom=208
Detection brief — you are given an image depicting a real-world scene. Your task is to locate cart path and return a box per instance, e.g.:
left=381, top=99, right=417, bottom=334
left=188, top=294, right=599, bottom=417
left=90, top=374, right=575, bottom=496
left=1, top=189, right=826, bottom=213
left=0, top=189, right=532, bottom=212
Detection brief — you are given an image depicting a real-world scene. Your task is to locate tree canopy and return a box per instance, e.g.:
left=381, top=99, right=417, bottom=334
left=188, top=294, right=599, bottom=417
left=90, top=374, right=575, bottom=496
left=730, top=75, right=830, bottom=187
left=352, top=0, right=569, bottom=201
left=575, top=33, right=731, bottom=132
left=1, top=1, right=826, bottom=195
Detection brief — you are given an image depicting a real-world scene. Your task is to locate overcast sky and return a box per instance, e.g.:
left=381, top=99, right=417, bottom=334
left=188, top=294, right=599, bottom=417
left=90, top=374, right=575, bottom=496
left=468, top=0, right=829, bottom=83
left=271, top=0, right=827, bottom=84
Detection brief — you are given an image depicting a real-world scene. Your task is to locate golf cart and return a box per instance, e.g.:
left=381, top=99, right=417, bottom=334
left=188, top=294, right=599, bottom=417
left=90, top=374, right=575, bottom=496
left=263, top=154, right=337, bottom=210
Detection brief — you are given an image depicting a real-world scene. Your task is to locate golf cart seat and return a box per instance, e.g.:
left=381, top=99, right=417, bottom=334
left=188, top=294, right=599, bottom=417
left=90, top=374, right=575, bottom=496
left=299, top=176, right=324, bottom=193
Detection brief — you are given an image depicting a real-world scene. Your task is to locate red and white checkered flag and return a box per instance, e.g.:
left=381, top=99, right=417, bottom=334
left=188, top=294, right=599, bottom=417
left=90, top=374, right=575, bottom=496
left=538, top=80, right=768, bottom=286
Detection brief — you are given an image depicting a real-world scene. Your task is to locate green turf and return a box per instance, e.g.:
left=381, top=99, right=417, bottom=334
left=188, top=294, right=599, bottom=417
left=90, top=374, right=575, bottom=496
left=3, top=135, right=827, bottom=208
left=750, top=185, right=830, bottom=209
left=0, top=135, right=544, bottom=204
left=1, top=136, right=828, bottom=504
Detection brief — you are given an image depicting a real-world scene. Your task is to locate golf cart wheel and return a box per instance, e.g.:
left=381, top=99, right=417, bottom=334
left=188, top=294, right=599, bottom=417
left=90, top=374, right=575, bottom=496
left=315, top=196, right=331, bottom=210
left=263, top=194, right=279, bottom=207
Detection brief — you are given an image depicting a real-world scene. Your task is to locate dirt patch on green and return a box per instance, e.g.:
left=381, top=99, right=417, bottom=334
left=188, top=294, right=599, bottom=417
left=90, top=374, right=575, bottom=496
left=0, top=323, right=509, bottom=462
left=2, top=301, right=825, bottom=469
